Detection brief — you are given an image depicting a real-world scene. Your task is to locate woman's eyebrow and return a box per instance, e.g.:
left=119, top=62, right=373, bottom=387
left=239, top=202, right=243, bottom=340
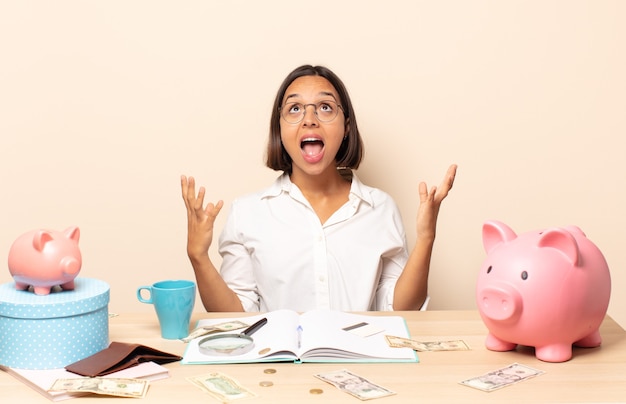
left=284, top=93, right=300, bottom=102
left=284, top=91, right=338, bottom=102
left=317, top=91, right=337, bottom=100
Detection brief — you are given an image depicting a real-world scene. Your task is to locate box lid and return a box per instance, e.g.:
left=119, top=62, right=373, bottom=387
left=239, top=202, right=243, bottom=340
left=0, top=277, right=109, bottom=319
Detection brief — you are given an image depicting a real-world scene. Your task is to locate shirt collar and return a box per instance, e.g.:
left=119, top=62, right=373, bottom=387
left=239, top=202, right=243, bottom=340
left=261, top=171, right=374, bottom=207
left=348, top=172, right=374, bottom=207
left=259, top=173, right=290, bottom=199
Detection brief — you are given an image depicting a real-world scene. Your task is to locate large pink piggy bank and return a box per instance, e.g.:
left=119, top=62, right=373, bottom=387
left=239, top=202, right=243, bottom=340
left=7, top=227, right=82, bottom=295
left=477, top=220, right=611, bottom=362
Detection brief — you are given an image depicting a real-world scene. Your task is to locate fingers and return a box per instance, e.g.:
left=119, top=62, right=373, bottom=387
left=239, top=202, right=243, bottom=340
left=181, top=175, right=204, bottom=207
left=418, top=182, right=428, bottom=202
left=419, top=164, right=458, bottom=204
left=181, top=175, right=191, bottom=207
left=181, top=175, right=198, bottom=208
left=442, top=164, right=457, bottom=192
left=206, top=200, right=224, bottom=220
left=194, top=186, right=207, bottom=215
left=181, top=175, right=223, bottom=220
left=418, top=182, right=436, bottom=203
left=435, top=164, right=456, bottom=201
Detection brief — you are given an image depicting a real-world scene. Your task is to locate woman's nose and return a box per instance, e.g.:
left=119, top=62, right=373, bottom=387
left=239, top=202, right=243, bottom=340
left=302, top=105, right=319, bottom=126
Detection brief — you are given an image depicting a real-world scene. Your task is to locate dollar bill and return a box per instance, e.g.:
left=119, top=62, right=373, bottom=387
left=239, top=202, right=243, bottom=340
left=315, top=369, right=395, bottom=400
left=385, top=335, right=429, bottom=351
left=460, top=363, right=545, bottom=392
left=188, top=372, right=257, bottom=401
left=385, top=335, right=469, bottom=351
left=182, top=320, right=249, bottom=342
left=49, top=377, right=149, bottom=398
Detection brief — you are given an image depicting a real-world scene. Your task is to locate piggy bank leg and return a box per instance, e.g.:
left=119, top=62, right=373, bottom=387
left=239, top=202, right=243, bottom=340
left=535, top=344, right=572, bottom=362
left=14, top=281, right=30, bottom=291
left=485, top=333, right=517, bottom=351
left=574, top=330, right=602, bottom=348
left=33, top=286, right=53, bottom=295
left=60, top=280, right=76, bottom=291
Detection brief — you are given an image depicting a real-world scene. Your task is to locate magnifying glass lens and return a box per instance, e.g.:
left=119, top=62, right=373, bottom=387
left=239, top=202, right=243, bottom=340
left=199, top=335, right=254, bottom=355
left=206, top=337, right=250, bottom=350
left=198, top=317, right=267, bottom=356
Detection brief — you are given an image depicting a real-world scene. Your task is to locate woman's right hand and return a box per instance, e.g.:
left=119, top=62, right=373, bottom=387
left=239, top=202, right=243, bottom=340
left=180, top=176, right=243, bottom=312
left=180, top=175, right=224, bottom=260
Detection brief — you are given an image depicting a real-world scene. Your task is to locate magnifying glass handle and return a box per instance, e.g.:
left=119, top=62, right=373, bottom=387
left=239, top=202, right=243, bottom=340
left=243, top=317, right=268, bottom=337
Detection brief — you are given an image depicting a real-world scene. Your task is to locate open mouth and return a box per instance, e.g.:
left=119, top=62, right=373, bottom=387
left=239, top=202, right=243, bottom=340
left=301, top=138, right=324, bottom=156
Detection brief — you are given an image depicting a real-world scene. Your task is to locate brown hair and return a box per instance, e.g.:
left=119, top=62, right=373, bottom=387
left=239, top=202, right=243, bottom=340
left=265, top=65, right=364, bottom=173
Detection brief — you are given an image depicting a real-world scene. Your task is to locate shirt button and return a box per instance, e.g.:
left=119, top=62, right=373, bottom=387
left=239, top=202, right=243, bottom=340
left=319, top=276, right=325, bottom=282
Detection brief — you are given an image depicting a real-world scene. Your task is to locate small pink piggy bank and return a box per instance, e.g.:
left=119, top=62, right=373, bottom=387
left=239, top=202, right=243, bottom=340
left=477, top=220, right=611, bottom=362
left=7, top=227, right=82, bottom=295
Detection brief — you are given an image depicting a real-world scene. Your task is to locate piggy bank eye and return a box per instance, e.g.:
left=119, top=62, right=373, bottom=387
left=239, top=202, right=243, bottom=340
left=487, top=265, right=493, bottom=274
left=521, top=271, right=528, bottom=280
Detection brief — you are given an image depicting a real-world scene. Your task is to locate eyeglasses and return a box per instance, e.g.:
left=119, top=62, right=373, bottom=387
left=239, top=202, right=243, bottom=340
left=280, top=100, right=343, bottom=124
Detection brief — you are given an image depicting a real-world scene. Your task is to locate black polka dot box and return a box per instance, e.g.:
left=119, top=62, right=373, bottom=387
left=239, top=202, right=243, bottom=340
left=0, top=277, right=109, bottom=369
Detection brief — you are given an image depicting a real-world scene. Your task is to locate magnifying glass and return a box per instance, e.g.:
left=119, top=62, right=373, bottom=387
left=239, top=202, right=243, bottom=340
left=198, top=317, right=268, bottom=356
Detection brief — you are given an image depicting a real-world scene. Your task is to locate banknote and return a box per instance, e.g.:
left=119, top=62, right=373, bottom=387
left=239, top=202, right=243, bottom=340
left=460, top=363, right=545, bottom=392
left=188, top=372, right=257, bottom=401
left=182, top=320, right=249, bottom=342
left=49, top=377, right=149, bottom=398
left=385, top=335, right=429, bottom=351
left=385, top=335, right=470, bottom=351
left=315, top=369, right=395, bottom=400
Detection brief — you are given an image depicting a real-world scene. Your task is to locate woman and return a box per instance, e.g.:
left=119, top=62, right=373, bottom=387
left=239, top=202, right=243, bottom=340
left=181, top=65, right=456, bottom=312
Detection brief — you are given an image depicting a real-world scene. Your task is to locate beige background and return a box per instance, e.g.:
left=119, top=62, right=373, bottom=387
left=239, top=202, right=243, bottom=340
left=1, top=1, right=624, bottom=327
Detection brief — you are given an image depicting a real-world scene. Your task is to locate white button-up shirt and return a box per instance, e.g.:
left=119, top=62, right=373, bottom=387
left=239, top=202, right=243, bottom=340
left=218, top=172, right=410, bottom=312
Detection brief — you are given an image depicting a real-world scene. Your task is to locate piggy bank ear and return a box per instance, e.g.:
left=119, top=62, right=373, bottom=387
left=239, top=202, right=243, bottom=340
left=563, top=225, right=586, bottom=238
left=63, top=227, right=80, bottom=243
left=32, top=230, right=54, bottom=252
left=537, top=228, right=581, bottom=266
left=482, top=220, right=517, bottom=254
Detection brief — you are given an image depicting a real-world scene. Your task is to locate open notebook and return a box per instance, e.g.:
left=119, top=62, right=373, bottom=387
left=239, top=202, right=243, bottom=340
left=182, top=309, right=418, bottom=365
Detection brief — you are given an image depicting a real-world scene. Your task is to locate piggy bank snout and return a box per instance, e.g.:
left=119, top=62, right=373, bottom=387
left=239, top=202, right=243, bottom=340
left=60, top=256, right=81, bottom=275
left=478, top=284, right=523, bottom=322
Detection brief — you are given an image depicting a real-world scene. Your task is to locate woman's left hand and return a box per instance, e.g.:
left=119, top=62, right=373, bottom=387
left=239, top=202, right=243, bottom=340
left=416, top=164, right=457, bottom=240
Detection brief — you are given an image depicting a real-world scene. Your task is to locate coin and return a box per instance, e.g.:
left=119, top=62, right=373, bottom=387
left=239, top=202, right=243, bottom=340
left=309, top=388, right=324, bottom=394
left=259, top=381, right=274, bottom=387
left=258, top=347, right=271, bottom=355
left=263, top=368, right=277, bottom=374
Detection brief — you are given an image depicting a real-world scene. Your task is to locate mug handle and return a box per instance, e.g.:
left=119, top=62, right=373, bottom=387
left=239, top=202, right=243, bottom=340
left=137, top=286, right=153, bottom=304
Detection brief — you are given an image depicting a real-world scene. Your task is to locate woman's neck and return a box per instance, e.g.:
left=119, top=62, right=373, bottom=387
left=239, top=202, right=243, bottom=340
left=289, top=166, right=352, bottom=224
left=290, top=166, right=349, bottom=197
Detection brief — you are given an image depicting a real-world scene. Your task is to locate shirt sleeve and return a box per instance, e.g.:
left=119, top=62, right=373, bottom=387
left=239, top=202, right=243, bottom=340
left=217, top=201, right=261, bottom=312
left=377, top=254, right=432, bottom=311
left=376, top=258, right=401, bottom=311
left=375, top=195, right=431, bottom=311
left=374, top=198, right=408, bottom=311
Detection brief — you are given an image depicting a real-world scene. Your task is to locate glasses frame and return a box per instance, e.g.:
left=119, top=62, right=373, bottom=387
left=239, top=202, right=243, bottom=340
left=280, top=100, right=344, bottom=124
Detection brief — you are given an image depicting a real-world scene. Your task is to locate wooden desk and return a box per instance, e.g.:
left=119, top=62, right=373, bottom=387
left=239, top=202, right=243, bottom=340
left=2, top=311, right=625, bottom=403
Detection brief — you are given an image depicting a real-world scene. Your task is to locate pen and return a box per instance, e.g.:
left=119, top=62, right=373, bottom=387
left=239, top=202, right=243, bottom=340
left=297, top=325, right=303, bottom=349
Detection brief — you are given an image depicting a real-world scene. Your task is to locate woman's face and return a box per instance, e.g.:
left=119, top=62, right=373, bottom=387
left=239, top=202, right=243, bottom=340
left=279, top=75, right=347, bottom=178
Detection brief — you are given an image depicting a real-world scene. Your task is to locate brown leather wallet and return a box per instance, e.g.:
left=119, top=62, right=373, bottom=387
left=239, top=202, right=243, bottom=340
left=65, top=341, right=182, bottom=377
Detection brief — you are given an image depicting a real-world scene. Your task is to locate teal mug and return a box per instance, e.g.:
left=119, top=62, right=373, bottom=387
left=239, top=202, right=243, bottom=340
left=137, top=280, right=196, bottom=339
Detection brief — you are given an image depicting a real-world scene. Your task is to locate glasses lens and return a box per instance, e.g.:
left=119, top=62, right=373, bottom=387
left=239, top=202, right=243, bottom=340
left=316, top=101, right=339, bottom=122
left=281, top=103, right=304, bottom=124
left=281, top=101, right=340, bottom=123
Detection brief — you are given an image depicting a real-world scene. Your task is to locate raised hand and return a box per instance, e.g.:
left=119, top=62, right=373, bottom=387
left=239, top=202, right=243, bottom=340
left=416, top=164, right=457, bottom=240
left=180, top=175, right=224, bottom=259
